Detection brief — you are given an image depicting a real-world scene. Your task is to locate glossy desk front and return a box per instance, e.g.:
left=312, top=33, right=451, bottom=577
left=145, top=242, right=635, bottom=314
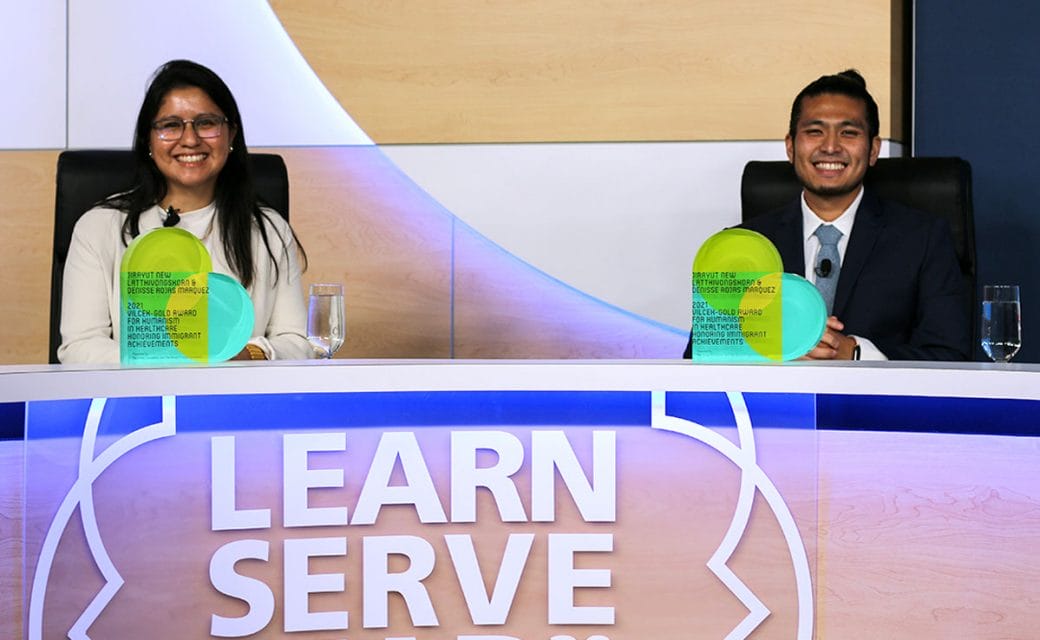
left=2, top=361, right=1038, bottom=640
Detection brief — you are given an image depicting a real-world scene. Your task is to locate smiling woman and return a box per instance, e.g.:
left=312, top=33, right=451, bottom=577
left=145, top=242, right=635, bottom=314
left=58, top=60, right=314, bottom=364
left=149, top=88, right=235, bottom=212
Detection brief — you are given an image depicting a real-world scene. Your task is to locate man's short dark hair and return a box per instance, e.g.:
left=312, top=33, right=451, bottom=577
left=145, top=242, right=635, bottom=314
left=788, top=69, right=880, bottom=140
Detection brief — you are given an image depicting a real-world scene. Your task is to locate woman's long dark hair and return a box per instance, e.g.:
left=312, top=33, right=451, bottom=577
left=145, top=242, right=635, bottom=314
left=105, top=59, right=305, bottom=289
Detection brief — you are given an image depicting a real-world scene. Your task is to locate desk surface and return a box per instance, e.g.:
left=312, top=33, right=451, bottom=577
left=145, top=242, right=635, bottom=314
left=2, top=359, right=1039, bottom=403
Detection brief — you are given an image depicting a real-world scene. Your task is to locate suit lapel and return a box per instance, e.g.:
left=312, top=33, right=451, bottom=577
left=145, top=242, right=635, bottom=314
left=774, top=200, right=806, bottom=276
left=834, top=191, right=883, bottom=317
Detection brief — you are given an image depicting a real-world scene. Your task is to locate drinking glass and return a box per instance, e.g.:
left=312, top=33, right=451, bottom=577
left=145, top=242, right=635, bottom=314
left=980, top=285, right=1021, bottom=362
left=307, top=283, right=345, bottom=359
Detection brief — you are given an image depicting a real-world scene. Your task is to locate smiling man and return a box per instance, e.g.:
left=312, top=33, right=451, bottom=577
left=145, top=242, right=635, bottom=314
left=738, top=70, right=970, bottom=361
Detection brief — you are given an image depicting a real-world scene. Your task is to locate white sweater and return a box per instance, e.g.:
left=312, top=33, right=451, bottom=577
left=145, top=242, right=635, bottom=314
left=58, top=202, right=313, bottom=363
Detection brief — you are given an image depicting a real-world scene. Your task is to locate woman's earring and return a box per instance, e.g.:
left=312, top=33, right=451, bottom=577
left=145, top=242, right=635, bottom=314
left=229, top=145, right=234, bottom=152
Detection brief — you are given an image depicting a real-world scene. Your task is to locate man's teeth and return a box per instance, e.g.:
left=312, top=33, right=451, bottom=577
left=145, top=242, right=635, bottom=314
left=815, top=162, right=845, bottom=170
left=177, top=154, right=206, bottom=163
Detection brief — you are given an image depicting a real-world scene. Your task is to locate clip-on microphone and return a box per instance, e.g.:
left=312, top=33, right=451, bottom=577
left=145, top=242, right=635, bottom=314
left=163, top=206, right=181, bottom=227
left=814, top=258, right=833, bottom=278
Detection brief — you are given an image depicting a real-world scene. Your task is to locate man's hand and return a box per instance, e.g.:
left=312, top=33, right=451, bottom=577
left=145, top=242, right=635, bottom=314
left=804, top=316, right=858, bottom=360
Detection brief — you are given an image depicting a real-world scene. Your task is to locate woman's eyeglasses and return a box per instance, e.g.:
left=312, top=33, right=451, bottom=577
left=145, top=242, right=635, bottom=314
left=152, top=115, right=228, bottom=141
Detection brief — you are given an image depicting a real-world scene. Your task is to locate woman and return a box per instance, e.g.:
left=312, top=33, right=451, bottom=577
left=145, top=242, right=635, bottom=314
left=58, top=59, right=312, bottom=363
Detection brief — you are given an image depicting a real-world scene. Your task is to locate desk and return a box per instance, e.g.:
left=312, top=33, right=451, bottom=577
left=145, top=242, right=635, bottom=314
left=2, top=361, right=1039, bottom=639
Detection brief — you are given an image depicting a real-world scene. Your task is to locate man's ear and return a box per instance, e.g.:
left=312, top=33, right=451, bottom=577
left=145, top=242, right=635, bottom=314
left=785, top=134, right=795, bottom=163
left=869, top=136, right=881, bottom=166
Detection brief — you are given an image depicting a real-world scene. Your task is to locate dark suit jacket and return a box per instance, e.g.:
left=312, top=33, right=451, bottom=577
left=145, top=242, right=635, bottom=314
left=684, top=190, right=971, bottom=361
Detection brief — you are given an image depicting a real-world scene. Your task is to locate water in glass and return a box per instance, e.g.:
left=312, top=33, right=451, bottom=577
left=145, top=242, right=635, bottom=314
left=307, top=284, right=345, bottom=358
left=981, top=285, right=1021, bottom=362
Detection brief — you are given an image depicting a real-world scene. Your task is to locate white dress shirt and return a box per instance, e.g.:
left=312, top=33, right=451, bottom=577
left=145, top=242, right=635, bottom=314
left=58, top=203, right=313, bottom=363
left=799, top=188, right=887, bottom=361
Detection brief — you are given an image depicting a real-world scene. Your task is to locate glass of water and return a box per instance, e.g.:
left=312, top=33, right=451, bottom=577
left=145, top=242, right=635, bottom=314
left=307, top=283, right=345, bottom=359
left=981, top=285, right=1021, bottom=362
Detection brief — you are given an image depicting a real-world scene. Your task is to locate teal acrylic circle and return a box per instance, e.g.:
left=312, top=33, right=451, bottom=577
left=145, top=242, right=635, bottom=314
left=205, top=273, right=255, bottom=361
left=780, top=273, right=827, bottom=359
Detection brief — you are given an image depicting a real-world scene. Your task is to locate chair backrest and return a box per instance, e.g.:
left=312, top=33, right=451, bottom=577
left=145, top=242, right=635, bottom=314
left=50, top=149, right=290, bottom=364
left=740, top=156, right=978, bottom=349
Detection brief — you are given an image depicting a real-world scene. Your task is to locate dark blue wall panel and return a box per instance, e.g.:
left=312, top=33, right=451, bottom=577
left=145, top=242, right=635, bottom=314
left=915, top=1, right=1040, bottom=362
left=0, top=402, right=25, bottom=439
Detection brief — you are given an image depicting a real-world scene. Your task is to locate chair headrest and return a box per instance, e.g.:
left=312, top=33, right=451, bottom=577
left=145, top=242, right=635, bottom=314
left=741, top=157, right=973, bottom=223
left=740, top=157, right=975, bottom=278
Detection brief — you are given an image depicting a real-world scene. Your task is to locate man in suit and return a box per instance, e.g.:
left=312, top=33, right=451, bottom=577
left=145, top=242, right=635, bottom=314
left=687, top=70, right=970, bottom=361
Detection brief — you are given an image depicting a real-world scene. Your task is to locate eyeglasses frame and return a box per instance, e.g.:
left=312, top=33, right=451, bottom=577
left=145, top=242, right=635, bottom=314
left=151, top=115, right=230, bottom=141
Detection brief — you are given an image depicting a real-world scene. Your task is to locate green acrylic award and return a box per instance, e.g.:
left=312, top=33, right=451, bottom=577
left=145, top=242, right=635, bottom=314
left=690, top=228, right=825, bottom=362
left=120, top=228, right=254, bottom=365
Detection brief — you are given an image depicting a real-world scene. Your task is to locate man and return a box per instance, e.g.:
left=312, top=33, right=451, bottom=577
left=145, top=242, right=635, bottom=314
left=687, top=70, right=970, bottom=361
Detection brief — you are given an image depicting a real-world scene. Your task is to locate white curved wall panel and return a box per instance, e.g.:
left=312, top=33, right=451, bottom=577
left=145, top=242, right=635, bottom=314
left=66, top=0, right=370, bottom=148
left=0, top=2, right=66, bottom=149
left=385, top=141, right=902, bottom=329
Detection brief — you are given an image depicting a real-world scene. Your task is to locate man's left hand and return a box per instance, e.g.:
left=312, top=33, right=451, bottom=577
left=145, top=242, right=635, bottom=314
left=804, top=316, right=859, bottom=360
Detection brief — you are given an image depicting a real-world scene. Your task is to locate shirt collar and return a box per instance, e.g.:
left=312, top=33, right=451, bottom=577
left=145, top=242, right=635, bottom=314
left=800, top=187, right=863, bottom=242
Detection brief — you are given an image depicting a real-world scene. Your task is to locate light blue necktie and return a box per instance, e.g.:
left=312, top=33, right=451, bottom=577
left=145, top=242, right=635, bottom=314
left=813, top=224, right=842, bottom=315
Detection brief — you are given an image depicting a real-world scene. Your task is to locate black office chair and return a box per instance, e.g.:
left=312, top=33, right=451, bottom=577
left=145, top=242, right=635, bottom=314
left=50, top=149, right=290, bottom=364
left=740, top=156, right=978, bottom=352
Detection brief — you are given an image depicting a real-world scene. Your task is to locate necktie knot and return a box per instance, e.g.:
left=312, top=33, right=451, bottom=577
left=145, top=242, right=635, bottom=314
left=814, top=224, right=842, bottom=246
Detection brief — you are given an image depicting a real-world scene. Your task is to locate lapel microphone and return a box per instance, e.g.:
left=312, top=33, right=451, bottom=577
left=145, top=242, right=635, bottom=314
left=815, top=258, right=833, bottom=278
left=163, top=206, right=181, bottom=227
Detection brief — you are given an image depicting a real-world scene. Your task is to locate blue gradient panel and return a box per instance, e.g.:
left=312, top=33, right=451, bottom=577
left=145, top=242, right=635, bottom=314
left=667, top=392, right=816, bottom=429
left=25, top=399, right=92, bottom=439
left=26, top=391, right=824, bottom=440
left=0, top=402, right=25, bottom=439
left=817, top=394, right=1040, bottom=436
left=28, top=393, right=1040, bottom=438
left=177, top=391, right=651, bottom=430
left=26, top=397, right=163, bottom=441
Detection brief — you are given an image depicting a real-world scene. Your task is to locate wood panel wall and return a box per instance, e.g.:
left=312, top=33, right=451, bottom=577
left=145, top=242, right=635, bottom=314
left=269, top=0, right=903, bottom=143
left=0, top=152, right=57, bottom=364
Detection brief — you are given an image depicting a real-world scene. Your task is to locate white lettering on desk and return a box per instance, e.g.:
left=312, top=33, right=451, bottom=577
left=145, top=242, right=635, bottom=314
left=207, top=430, right=616, bottom=636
